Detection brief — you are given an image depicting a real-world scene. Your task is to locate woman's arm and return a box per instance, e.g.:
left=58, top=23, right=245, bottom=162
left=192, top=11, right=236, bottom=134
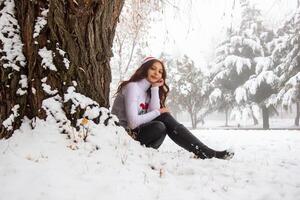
left=148, top=86, right=160, bottom=111
left=124, top=83, right=160, bottom=129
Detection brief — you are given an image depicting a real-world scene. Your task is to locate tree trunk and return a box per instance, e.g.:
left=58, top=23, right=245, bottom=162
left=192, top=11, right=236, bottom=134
left=0, top=0, right=124, bottom=139
left=295, top=102, right=300, bottom=126
left=189, top=111, right=196, bottom=129
left=261, top=104, right=269, bottom=129
left=253, top=116, right=258, bottom=125
left=225, top=107, right=229, bottom=127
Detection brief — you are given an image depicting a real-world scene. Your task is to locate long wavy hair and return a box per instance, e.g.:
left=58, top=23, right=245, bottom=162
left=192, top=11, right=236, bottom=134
left=116, top=59, right=170, bottom=107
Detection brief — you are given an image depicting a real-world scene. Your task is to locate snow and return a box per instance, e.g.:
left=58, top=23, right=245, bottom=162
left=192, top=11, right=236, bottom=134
left=286, top=72, right=300, bottom=87
left=31, top=87, right=36, bottom=94
left=224, top=55, right=237, bottom=69
left=56, top=45, right=70, bottom=69
left=239, top=58, right=251, bottom=74
left=209, top=88, right=222, bottom=104
left=1, top=117, right=300, bottom=200
left=241, top=71, right=279, bottom=99
left=18, top=74, right=28, bottom=88
left=241, top=105, right=252, bottom=122
left=38, top=47, right=57, bottom=71
left=229, top=103, right=263, bottom=125
left=64, top=86, right=99, bottom=108
left=282, top=88, right=297, bottom=106
left=41, top=77, right=47, bottom=83
left=33, top=8, right=49, bottom=38
left=84, top=106, right=102, bottom=120
left=257, top=71, right=278, bottom=86
left=213, top=68, right=230, bottom=82
left=243, top=38, right=263, bottom=55
left=230, top=36, right=243, bottom=46
left=265, top=94, right=277, bottom=107
left=269, top=35, right=289, bottom=59
left=2, top=104, right=20, bottom=131
left=230, top=107, right=243, bottom=123
left=42, top=95, right=73, bottom=134
left=64, top=86, right=99, bottom=114
left=42, top=83, right=58, bottom=95
left=223, top=55, right=251, bottom=75
left=72, top=81, right=78, bottom=86
left=16, top=74, right=28, bottom=95
left=215, top=44, right=227, bottom=55
left=0, top=0, right=26, bottom=71
left=235, top=87, right=247, bottom=104
left=251, top=104, right=260, bottom=120
left=42, top=95, right=66, bottom=123
left=179, top=82, right=192, bottom=95
left=254, top=57, right=273, bottom=74
left=41, top=77, right=58, bottom=95
left=244, top=77, right=258, bottom=95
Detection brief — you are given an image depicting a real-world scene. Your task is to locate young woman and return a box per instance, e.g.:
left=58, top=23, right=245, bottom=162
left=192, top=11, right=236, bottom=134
left=111, top=57, right=234, bottom=160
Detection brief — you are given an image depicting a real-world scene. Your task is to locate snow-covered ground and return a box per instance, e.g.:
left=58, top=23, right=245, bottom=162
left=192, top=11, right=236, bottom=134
left=1, top=117, right=300, bottom=200
left=181, top=118, right=300, bottom=129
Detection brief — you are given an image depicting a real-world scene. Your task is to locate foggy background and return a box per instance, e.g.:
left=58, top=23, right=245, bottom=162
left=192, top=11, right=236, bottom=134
left=110, top=0, right=300, bottom=129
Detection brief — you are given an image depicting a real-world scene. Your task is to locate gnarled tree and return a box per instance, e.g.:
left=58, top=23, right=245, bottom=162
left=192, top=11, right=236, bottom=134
left=0, top=0, right=124, bottom=138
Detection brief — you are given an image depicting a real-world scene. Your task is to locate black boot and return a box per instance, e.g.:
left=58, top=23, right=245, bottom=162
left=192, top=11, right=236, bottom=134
left=169, top=124, right=234, bottom=160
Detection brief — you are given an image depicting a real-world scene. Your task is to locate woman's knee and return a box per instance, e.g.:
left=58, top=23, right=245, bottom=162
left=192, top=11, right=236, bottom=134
left=151, top=121, right=167, bottom=134
left=160, top=112, right=172, bottom=118
left=136, top=121, right=166, bottom=147
left=156, top=112, right=179, bottom=128
left=137, top=121, right=167, bottom=139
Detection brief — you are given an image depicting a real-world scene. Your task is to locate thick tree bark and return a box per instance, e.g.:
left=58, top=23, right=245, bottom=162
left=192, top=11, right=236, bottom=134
left=295, top=102, right=300, bottom=126
left=0, top=0, right=124, bottom=139
left=261, top=104, right=269, bottom=129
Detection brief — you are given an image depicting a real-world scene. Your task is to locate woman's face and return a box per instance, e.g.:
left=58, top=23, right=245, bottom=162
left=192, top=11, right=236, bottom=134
left=146, top=62, right=163, bottom=84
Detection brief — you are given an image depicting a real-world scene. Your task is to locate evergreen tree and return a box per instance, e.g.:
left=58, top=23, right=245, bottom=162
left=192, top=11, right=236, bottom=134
left=267, top=7, right=300, bottom=126
left=209, top=0, right=277, bottom=129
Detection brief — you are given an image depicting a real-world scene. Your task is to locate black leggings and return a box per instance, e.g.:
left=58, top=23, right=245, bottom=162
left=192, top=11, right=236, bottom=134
left=132, top=112, right=229, bottom=159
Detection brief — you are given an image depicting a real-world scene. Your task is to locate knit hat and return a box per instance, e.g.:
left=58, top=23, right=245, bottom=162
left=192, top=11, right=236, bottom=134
left=141, top=56, right=159, bottom=65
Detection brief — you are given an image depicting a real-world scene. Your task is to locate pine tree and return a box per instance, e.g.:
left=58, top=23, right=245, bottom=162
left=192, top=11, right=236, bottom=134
left=209, top=0, right=277, bottom=129
left=268, top=7, right=300, bottom=126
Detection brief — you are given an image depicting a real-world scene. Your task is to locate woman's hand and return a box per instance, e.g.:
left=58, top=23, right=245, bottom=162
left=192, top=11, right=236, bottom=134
left=152, top=79, right=164, bottom=87
left=159, top=107, right=169, bottom=114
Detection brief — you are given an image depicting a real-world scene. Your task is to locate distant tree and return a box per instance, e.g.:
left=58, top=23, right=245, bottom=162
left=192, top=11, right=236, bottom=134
left=0, top=0, right=124, bottom=138
left=110, top=0, right=161, bottom=86
left=159, top=53, right=182, bottom=120
left=296, top=101, right=300, bottom=126
left=170, top=55, right=209, bottom=129
left=209, top=0, right=277, bottom=129
left=267, top=6, right=300, bottom=126
left=209, top=87, right=234, bottom=126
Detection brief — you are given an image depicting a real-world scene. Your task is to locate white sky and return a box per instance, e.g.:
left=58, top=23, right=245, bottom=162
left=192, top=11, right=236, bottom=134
left=147, top=0, right=297, bottom=70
